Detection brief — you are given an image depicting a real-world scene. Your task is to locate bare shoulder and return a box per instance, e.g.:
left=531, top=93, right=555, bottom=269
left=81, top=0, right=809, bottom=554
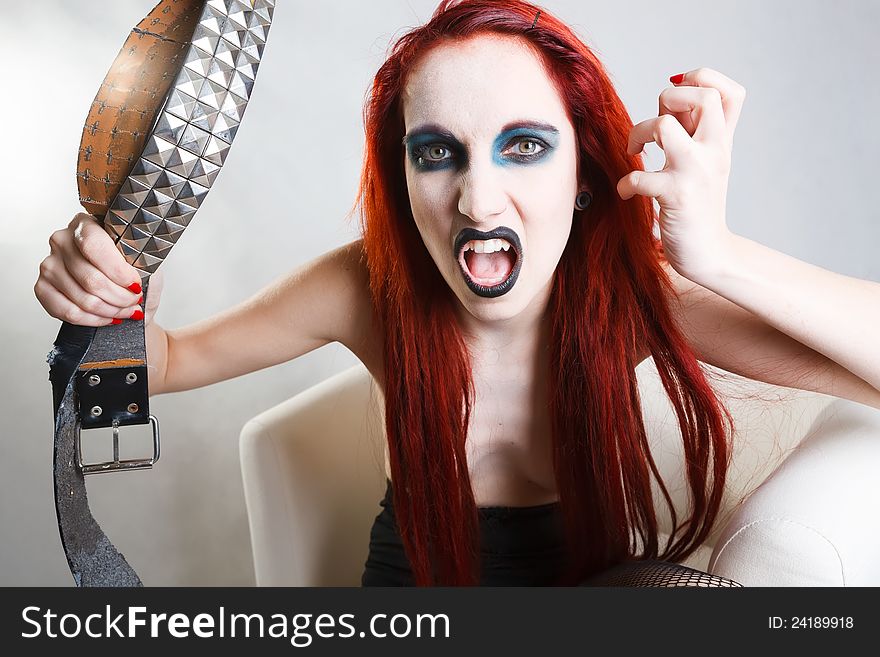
left=634, top=261, right=694, bottom=366
left=320, top=239, right=384, bottom=377
left=646, top=259, right=765, bottom=367
left=277, top=237, right=382, bottom=376
left=656, top=259, right=788, bottom=366
left=162, top=238, right=382, bottom=393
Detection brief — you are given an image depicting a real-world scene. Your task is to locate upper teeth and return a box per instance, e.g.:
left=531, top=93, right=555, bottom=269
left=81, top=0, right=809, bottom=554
left=463, top=239, right=512, bottom=254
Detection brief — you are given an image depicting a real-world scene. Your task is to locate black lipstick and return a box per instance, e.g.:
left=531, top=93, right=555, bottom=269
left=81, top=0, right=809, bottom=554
left=453, top=226, right=523, bottom=298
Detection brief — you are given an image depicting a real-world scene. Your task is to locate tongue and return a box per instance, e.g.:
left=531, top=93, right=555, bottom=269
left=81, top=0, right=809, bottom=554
left=466, top=250, right=514, bottom=283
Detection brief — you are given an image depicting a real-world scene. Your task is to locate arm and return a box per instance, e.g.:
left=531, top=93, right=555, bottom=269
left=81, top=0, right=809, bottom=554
left=661, top=259, right=880, bottom=411
left=619, top=68, right=880, bottom=410
left=149, top=239, right=376, bottom=395
left=145, top=320, right=170, bottom=396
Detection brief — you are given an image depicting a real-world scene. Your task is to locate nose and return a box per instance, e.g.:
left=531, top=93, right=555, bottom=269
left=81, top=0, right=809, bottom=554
left=456, top=161, right=507, bottom=224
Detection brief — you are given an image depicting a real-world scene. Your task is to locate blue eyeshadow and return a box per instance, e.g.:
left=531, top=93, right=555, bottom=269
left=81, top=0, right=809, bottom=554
left=404, top=130, right=464, bottom=171
left=491, top=126, right=559, bottom=167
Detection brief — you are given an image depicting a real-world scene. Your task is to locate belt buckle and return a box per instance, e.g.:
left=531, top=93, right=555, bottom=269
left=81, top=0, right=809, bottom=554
left=76, top=415, right=161, bottom=475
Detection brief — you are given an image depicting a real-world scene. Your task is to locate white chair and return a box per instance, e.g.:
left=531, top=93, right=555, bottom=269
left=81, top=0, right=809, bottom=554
left=240, top=360, right=880, bottom=586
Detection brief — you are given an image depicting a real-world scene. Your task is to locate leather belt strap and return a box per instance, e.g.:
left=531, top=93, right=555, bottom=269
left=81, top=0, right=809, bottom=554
left=49, top=0, right=275, bottom=586
left=49, top=282, right=153, bottom=587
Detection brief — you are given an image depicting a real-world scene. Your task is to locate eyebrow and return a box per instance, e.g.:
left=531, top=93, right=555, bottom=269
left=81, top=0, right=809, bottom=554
left=402, top=120, right=560, bottom=146
left=402, top=125, right=459, bottom=148
left=499, top=120, right=559, bottom=136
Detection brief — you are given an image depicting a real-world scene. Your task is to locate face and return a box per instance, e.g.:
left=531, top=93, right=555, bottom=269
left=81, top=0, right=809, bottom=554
left=401, top=34, right=579, bottom=327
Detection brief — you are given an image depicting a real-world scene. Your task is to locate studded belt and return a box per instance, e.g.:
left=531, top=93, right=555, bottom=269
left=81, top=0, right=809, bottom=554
left=47, top=0, right=275, bottom=586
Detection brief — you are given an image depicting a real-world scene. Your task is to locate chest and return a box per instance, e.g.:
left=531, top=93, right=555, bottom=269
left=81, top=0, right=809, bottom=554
left=378, top=354, right=558, bottom=506
left=464, top=358, right=558, bottom=505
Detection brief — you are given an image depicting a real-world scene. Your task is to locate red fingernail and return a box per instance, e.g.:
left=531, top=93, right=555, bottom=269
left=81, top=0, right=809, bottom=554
left=137, top=295, right=143, bottom=305
left=111, top=318, right=123, bottom=325
left=130, top=309, right=144, bottom=321
left=128, top=282, right=142, bottom=294
left=670, top=73, right=685, bottom=84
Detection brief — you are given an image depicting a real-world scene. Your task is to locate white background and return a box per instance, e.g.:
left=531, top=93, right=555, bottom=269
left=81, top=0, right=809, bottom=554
left=1, top=0, right=877, bottom=585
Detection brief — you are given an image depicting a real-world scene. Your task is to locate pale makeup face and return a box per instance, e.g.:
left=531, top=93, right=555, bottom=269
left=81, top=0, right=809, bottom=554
left=401, top=34, right=579, bottom=327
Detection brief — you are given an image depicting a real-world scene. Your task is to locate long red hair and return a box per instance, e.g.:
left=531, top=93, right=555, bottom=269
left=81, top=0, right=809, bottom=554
left=357, top=0, right=734, bottom=585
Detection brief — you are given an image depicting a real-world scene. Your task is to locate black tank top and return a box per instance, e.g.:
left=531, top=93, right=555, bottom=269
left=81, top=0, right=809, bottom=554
left=361, top=478, right=567, bottom=586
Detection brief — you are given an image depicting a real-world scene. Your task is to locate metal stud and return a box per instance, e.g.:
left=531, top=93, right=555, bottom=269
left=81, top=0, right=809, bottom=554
left=106, top=0, right=274, bottom=277
left=125, top=372, right=138, bottom=384
left=88, top=374, right=101, bottom=386
left=90, top=406, right=103, bottom=417
left=127, top=403, right=139, bottom=413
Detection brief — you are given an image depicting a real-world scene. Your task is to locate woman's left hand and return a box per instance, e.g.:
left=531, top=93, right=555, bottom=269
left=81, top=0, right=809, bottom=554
left=617, top=68, right=746, bottom=282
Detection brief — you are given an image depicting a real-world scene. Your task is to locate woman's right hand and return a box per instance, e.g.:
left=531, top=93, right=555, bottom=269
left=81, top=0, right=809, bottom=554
left=35, top=213, right=162, bottom=327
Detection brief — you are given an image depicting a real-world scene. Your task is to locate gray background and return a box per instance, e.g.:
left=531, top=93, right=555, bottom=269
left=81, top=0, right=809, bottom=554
left=1, top=0, right=877, bottom=585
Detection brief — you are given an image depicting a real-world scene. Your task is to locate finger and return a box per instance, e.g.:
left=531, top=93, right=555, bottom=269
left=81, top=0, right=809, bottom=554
left=70, top=214, right=143, bottom=291
left=627, top=114, right=692, bottom=162
left=58, top=242, right=141, bottom=308
left=40, top=258, right=139, bottom=319
left=659, top=87, right=705, bottom=137
left=617, top=170, right=671, bottom=201
left=670, top=68, right=746, bottom=141
left=35, top=278, right=126, bottom=327
left=660, top=107, right=696, bottom=136
left=658, top=86, right=726, bottom=143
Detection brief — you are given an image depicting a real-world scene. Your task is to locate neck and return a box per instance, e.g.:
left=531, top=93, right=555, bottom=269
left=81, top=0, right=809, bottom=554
left=454, top=278, right=554, bottom=366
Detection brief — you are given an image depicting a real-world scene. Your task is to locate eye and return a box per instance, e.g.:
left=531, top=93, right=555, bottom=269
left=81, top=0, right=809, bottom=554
left=503, top=138, right=546, bottom=157
left=416, top=144, right=453, bottom=165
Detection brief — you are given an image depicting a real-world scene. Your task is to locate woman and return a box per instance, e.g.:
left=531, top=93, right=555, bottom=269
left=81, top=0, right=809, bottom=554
left=34, top=0, right=880, bottom=586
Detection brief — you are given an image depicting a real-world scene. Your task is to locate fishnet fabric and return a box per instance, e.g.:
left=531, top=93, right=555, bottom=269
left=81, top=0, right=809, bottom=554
left=580, top=560, right=743, bottom=587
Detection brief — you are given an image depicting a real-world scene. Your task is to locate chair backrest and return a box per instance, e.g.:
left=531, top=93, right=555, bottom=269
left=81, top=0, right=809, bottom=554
left=240, top=361, right=841, bottom=585
left=240, top=365, right=386, bottom=586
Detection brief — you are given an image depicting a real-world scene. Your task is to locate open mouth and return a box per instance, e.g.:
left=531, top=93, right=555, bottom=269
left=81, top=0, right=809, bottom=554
left=454, top=226, right=523, bottom=298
